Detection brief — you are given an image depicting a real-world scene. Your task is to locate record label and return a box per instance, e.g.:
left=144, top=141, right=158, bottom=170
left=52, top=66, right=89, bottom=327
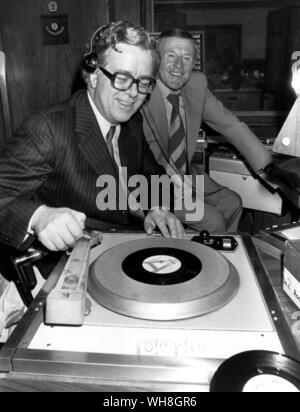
left=122, top=247, right=201, bottom=285
left=243, top=375, right=299, bottom=392
left=142, top=255, right=182, bottom=274
left=210, top=351, right=300, bottom=392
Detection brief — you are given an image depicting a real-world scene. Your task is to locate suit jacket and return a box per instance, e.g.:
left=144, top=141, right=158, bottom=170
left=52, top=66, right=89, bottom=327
left=142, top=72, right=272, bottom=194
left=0, top=90, right=165, bottom=250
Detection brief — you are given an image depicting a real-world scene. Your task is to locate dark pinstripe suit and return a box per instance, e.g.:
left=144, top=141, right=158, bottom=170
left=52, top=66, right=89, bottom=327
left=0, top=90, right=165, bottom=250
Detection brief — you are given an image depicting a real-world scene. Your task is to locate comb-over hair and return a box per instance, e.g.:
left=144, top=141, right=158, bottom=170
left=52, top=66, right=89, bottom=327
left=89, top=21, right=154, bottom=65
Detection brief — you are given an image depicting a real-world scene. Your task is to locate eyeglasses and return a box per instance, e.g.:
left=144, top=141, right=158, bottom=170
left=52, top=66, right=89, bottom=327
left=99, top=67, right=156, bottom=95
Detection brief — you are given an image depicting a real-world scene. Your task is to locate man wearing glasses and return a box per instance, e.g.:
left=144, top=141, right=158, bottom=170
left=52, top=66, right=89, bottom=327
left=0, top=21, right=184, bottom=253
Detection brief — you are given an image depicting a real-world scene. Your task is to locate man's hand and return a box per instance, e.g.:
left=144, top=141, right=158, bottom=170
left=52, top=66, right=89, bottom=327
left=264, top=163, right=300, bottom=190
left=144, top=209, right=185, bottom=239
left=31, top=206, right=86, bottom=251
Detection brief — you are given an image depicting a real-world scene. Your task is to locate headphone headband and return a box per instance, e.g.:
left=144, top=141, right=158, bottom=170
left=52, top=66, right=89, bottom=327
left=82, top=24, right=109, bottom=73
left=82, top=22, right=157, bottom=74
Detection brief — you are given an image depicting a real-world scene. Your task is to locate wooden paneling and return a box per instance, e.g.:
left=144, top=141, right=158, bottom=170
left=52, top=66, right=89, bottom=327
left=0, top=0, right=108, bottom=132
left=112, top=0, right=141, bottom=26
left=140, top=0, right=154, bottom=31
left=110, top=0, right=153, bottom=30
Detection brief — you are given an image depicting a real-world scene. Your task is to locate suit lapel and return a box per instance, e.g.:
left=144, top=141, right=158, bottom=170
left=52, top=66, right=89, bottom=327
left=76, top=92, right=118, bottom=179
left=182, top=82, right=202, bottom=163
left=144, top=81, right=202, bottom=166
left=143, top=86, right=169, bottom=157
left=119, top=119, right=141, bottom=180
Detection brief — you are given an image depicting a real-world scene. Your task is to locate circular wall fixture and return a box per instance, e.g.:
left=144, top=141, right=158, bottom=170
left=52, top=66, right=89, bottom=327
left=48, top=1, right=58, bottom=13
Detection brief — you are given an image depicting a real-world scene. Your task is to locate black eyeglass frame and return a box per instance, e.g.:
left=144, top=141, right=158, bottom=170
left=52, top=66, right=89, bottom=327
left=99, top=66, right=156, bottom=95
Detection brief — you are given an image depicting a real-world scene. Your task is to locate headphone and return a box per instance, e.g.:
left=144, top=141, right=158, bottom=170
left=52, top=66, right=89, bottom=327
left=83, top=23, right=159, bottom=74
left=82, top=24, right=109, bottom=73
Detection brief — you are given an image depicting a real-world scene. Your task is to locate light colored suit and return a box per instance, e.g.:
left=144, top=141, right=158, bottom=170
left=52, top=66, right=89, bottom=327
left=142, top=72, right=272, bottom=232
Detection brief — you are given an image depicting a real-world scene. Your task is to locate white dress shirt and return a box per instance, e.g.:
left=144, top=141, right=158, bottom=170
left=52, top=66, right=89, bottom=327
left=87, top=92, right=122, bottom=168
left=88, top=92, right=143, bottom=215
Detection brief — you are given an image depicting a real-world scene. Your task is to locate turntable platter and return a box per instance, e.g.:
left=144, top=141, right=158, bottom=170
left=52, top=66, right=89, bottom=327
left=88, top=238, right=240, bottom=320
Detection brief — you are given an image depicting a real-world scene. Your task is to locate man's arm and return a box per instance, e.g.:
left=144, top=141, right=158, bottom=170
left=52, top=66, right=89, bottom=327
left=0, top=114, right=54, bottom=249
left=202, top=87, right=272, bottom=174
left=202, top=82, right=300, bottom=190
left=0, top=113, right=86, bottom=251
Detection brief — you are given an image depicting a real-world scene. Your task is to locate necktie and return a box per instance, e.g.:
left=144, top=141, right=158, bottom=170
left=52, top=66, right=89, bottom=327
left=106, top=125, right=118, bottom=171
left=106, top=125, right=144, bottom=221
left=167, top=93, right=187, bottom=173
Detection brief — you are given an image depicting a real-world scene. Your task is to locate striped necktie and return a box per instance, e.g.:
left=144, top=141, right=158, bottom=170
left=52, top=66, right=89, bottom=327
left=106, top=125, right=118, bottom=171
left=106, top=125, right=144, bottom=221
left=167, top=93, right=187, bottom=173
left=106, top=125, right=117, bottom=159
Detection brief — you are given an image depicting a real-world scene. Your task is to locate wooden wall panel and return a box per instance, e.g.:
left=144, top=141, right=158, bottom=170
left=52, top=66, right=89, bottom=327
left=0, top=0, right=108, bottom=131
left=112, top=0, right=153, bottom=30
left=113, top=0, right=141, bottom=26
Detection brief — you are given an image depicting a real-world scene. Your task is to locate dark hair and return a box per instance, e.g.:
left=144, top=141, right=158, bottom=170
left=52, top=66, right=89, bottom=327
left=158, top=28, right=195, bottom=43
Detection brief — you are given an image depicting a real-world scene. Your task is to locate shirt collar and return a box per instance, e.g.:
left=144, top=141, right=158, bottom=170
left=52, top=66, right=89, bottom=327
left=157, top=79, right=183, bottom=104
left=87, top=91, right=119, bottom=141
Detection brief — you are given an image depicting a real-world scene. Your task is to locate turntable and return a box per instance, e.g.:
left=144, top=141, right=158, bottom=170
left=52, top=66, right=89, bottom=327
left=0, top=232, right=298, bottom=392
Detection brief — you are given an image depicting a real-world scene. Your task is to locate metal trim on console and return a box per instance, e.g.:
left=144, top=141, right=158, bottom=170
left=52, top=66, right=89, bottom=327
left=0, top=256, right=68, bottom=372
left=243, top=236, right=300, bottom=361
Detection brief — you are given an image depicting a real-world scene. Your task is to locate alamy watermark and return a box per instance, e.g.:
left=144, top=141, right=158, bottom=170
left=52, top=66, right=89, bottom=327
left=95, top=167, right=204, bottom=222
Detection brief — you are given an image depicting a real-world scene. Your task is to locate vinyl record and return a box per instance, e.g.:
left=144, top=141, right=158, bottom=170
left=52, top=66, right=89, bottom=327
left=88, top=238, right=240, bottom=321
left=122, top=247, right=202, bottom=285
left=210, top=351, right=300, bottom=392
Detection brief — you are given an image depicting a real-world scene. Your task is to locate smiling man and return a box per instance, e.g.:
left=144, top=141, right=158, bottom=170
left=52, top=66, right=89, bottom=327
left=142, top=28, right=278, bottom=233
left=0, top=21, right=184, bottom=253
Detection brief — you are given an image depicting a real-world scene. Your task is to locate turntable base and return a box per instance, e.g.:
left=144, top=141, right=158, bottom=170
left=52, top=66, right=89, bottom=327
left=0, top=233, right=293, bottom=392
left=89, top=237, right=240, bottom=321
left=29, top=234, right=282, bottom=357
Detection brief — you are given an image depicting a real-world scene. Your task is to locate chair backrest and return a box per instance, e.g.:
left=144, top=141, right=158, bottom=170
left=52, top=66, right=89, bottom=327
left=0, top=28, right=12, bottom=153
